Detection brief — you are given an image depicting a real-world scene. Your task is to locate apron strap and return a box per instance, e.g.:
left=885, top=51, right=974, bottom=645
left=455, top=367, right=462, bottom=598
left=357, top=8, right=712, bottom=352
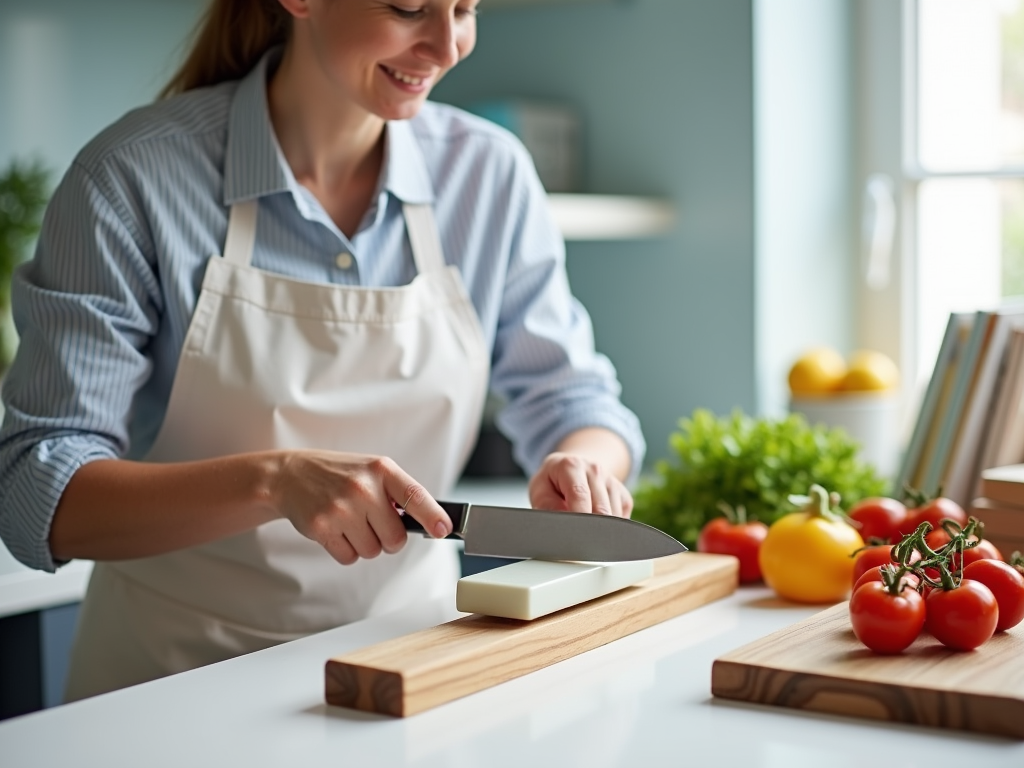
left=402, top=203, right=447, bottom=275
left=222, top=199, right=259, bottom=267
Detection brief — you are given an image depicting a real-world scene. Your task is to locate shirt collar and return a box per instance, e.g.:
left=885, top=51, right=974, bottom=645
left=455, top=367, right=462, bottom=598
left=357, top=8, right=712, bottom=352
left=223, top=48, right=291, bottom=205
left=381, top=118, right=435, bottom=205
left=223, top=47, right=435, bottom=208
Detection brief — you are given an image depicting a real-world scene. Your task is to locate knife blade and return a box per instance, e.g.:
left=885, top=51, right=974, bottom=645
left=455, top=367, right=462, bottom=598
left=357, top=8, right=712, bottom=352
left=401, top=501, right=686, bottom=561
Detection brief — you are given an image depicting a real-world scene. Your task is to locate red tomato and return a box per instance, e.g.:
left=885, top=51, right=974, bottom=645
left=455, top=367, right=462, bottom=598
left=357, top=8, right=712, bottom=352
left=853, top=565, right=920, bottom=595
left=847, top=497, right=908, bottom=543
left=926, top=532, right=1004, bottom=570
left=849, top=581, right=926, bottom=654
left=962, top=559, right=1024, bottom=631
left=851, top=545, right=898, bottom=587
left=697, top=517, right=769, bottom=584
left=919, top=567, right=939, bottom=597
left=900, top=496, right=968, bottom=536
left=961, top=539, right=1004, bottom=567
left=924, top=528, right=951, bottom=550
left=925, top=580, right=999, bottom=650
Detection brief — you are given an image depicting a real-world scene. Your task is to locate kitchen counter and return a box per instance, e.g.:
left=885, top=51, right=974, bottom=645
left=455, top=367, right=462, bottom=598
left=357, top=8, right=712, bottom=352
left=2, top=580, right=1023, bottom=767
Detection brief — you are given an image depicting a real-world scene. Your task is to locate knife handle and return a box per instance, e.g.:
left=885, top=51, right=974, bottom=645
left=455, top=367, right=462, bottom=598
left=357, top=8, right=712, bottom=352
left=401, top=500, right=468, bottom=539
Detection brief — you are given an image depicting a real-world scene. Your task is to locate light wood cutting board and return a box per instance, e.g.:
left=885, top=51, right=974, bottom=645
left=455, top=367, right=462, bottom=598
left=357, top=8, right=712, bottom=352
left=712, top=602, right=1024, bottom=739
left=326, top=552, right=738, bottom=717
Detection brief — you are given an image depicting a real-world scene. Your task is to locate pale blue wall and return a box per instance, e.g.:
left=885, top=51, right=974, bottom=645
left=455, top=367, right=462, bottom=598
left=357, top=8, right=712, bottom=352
left=433, top=0, right=759, bottom=466
left=0, top=0, right=854, bottom=469
left=0, top=0, right=206, bottom=174
left=0, top=0, right=207, bottom=579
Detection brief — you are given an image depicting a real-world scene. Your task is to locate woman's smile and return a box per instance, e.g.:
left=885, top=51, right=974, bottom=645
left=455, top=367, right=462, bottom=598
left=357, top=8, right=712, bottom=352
left=380, top=64, right=432, bottom=91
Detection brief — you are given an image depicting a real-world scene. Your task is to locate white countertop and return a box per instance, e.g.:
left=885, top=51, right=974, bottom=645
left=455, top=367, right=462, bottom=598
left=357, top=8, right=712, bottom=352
left=0, top=558, right=92, bottom=618
left=2, top=581, right=1023, bottom=767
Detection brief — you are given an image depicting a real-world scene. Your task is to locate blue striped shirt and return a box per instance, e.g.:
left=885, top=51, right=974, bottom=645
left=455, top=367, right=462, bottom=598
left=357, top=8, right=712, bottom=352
left=0, top=49, right=645, bottom=572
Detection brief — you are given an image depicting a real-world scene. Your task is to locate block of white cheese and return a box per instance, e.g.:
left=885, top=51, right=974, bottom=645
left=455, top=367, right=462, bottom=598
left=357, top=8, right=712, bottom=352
left=456, top=559, right=654, bottom=620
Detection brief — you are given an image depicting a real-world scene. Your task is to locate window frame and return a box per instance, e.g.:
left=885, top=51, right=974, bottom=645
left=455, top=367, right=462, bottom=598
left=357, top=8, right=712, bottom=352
left=856, top=0, right=1024, bottom=428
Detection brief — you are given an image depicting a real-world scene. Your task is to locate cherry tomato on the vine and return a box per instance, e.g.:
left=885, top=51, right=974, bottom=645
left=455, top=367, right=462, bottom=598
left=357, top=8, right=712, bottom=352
left=697, top=516, right=768, bottom=584
left=962, top=559, right=1024, bottom=631
left=925, top=579, right=999, bottom=651
left=853, top=565, right=921, bottom=595
left=849, top=580, right=926, bottom=654
left=853, top=542, right=923, bottom=587
left=961, top=539, right=1004, bottom=568
left=924, top=528, right=951, bottom=550
left=899, top=495, right=968, bottom=536
left=924, top=529, right=1004, bottom=569
left=851, top=545, right=898, bottom=587
left=847, top=497, right=907, bottom=543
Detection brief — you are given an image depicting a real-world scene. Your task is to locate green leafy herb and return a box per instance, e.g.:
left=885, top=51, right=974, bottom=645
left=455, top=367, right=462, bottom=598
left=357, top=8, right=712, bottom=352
left=632, top=408, right=887, bottom=550
left=0, top=159, right=50, bottom=371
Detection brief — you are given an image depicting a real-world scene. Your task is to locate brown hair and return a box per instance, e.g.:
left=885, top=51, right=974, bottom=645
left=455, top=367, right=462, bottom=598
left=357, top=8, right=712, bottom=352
left=160, top=0, right=291, bottom=98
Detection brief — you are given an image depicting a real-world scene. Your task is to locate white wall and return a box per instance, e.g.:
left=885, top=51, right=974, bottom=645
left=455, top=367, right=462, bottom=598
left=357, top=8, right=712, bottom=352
left=754, top=0, right=856, bottom=417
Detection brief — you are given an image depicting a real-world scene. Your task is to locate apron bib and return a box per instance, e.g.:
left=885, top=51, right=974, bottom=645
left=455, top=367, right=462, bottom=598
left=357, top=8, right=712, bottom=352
left=65, top=199, right=488, bottom=701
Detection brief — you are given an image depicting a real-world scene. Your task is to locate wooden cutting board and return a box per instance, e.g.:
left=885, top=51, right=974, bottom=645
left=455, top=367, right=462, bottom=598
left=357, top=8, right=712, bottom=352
left=712, top=602, right=1024, bottom=739
left=325, top=552, right=737, bottom=717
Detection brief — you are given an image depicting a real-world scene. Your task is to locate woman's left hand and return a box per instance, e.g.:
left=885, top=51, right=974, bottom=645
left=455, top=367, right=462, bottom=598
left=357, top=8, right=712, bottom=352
left=528, top=452, right=634, bottom=518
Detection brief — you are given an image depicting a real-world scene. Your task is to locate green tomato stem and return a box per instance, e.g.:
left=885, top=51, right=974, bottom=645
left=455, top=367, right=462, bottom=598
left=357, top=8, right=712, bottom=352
left=879, top=562, right=915, bottom=596
left=787, top=484, right=845, bottom=524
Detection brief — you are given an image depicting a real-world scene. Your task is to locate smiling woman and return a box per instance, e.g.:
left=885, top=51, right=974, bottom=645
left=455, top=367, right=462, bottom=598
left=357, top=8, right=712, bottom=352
left=0, top=0, right=643, bottom=704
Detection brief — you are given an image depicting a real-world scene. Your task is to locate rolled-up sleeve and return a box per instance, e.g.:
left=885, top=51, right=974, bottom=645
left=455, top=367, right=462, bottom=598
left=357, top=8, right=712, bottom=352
left=0, top=161, right=160, bottom=572
left=488, top=154, right=646, bottom=486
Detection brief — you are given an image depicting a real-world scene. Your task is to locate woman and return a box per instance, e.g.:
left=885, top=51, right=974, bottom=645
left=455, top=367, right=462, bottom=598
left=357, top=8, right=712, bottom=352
left=0, top=0, right=644, bottom=701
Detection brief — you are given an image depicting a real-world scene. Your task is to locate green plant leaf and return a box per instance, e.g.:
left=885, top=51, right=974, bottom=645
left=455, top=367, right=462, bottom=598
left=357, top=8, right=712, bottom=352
left=632, top=408, right=887, bottom=549
left=0, top=158, right=51, bottom=370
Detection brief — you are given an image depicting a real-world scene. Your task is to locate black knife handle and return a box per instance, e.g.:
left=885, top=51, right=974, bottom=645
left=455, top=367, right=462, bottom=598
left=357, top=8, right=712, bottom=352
left=401, top=500, right=468, bottom=539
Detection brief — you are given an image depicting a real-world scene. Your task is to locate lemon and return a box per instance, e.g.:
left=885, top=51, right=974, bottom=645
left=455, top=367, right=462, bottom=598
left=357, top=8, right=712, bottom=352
left=788, top=347, right=847, bottom=395
left=839, top=349, right=899, bottom=392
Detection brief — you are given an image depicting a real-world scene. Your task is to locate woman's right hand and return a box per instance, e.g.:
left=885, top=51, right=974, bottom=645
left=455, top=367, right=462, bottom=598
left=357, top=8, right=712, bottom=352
left=268, top=451, right=452, bottom=565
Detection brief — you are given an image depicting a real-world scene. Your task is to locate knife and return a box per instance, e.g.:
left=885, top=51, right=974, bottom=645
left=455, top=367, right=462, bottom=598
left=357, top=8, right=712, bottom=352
left=401, top=501, right=686, bottom=562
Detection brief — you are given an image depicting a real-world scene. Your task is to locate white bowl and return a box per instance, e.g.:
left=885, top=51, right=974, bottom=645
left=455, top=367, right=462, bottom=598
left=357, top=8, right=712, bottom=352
left=790, top=392, right=900, bottom=479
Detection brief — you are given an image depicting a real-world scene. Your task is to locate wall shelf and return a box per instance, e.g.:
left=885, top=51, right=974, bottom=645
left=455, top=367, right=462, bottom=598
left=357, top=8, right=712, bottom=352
left=547, top=194, right=676, bottom=241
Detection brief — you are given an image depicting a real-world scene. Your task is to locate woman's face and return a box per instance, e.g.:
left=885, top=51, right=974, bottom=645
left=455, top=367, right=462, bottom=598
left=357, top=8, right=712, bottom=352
left=288, top=0, right=479, bottom=121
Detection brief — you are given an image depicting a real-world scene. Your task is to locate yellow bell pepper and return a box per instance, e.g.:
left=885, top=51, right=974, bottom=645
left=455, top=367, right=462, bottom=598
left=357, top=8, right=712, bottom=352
left=759, top=484, right=864, bottom=603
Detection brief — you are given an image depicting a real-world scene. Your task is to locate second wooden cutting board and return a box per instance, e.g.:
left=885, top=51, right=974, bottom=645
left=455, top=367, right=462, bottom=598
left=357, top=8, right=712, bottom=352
left=712, top=602, right=1024, bottom=739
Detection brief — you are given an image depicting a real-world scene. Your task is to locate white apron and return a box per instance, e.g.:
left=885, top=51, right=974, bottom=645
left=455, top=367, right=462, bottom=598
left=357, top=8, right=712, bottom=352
left=65, top=199, right=489, bottom=701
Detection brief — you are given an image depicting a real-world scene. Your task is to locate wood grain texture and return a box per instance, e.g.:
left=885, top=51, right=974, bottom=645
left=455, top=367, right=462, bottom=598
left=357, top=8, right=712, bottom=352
left=326, top=552, right=737, bottom=717
left=712, top=602, right=1024, bottom=739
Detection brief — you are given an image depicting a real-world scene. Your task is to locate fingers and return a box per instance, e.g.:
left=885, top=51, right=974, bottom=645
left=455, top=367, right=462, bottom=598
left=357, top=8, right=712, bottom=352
left=529, top=453, right=631, bottom=517
left=325, top=534, right=359, bottom=566
left=547, top=456, right=594, bottom=514
left=382, top=469, right=452, bottom=540
left=611, top=482, right=635, bottom=519
left=276, top=452, right=446, bottom=567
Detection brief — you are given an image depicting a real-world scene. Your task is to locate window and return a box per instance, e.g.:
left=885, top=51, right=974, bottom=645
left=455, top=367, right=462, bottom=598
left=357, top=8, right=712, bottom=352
left=914, top=0, right=1024, bottom=379
left=859, top=0, right=1024, bottom=399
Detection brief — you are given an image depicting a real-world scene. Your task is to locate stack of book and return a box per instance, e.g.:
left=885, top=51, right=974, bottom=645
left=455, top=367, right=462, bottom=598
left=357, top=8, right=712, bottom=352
left=971, top=465, right=1024, bottom=557
left=894, top=304, right=1024, bottom=507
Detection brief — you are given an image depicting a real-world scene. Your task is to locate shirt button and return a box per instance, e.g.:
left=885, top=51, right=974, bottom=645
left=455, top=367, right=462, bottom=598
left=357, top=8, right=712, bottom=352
left=335, top=252, right=354, bottom=270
